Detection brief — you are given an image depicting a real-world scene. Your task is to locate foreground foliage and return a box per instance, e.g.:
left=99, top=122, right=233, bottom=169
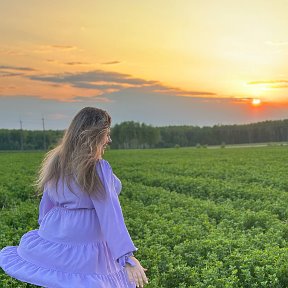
left=1, top=147, right=288, bottom=287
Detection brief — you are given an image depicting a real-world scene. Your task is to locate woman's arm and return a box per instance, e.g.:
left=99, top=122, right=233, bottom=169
left=38, top=188, right=55, bottom=225
left=91, top=159, right=137, bottom=264
left=91, top=159, right=148, bottom=286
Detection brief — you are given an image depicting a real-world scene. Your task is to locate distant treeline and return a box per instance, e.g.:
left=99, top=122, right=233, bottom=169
left=0, top=130, right=63, bottom=151
left=1, top=119, right=288, bottom=150
left=112, top=119, right=288, bottom=148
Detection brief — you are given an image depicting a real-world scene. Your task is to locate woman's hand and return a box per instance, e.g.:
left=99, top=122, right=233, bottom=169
left=125, top=256, right=148, bottom=287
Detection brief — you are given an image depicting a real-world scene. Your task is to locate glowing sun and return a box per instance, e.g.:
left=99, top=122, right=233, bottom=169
left=252, top=98, right=261, bottom=106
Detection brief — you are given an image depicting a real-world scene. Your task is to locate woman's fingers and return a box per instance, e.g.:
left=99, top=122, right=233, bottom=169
left=125, top=257, right=148, bottom=287
left=127, top=269, right=139, bottom=287
left=140, top=267, right=148, bottom=284
left=133, top=270, right=143, bottom=287
left=136, top=267, right=149, bottom=287
left=128, top=268, right=147, bottom=287
left=127, top=270, right=134, bottom=284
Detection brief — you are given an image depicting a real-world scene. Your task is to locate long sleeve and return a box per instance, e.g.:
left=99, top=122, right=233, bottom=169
left=38, top=188, right=55, bottom=225
left=91, top=159, right=137, bottom=266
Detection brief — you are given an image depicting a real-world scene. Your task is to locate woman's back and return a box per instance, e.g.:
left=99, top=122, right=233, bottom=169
left=0, top=107, right=147, bottom=288
left=0, top=159, right=137, bottom=287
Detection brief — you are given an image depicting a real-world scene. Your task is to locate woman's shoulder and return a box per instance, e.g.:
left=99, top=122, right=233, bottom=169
left=96, top=158, right=112, bottom=171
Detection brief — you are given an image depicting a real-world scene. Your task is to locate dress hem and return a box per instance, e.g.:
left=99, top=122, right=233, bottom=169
left=0, top=246, right=135, bottom=288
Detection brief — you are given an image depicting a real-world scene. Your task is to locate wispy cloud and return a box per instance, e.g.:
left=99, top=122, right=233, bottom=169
left=248, top=80, right=288, bottom=85
left=46, top=59, right=91, bottom=66
left=0, top=65, right=36, bottom=77
left=33, top=45, right=78, bottom=54
left=28, top=70, right=158, bottom=93
left=270, top=84, right=288, bottom=89
left=0, top=72, right=23, bottom=78
left=50, top=45, right=77, bottom=50
left=72, top=83, right=127, bottom=90
left=27, top=69, right=216, bottom=100
left=46, top=59, right=58, bottom=63
left=0, top=65, right=36, bottom=72
left=65, top=62, right=90, bottom=66
left=101, top=61, right=121, bottom=65
left=248, top=80, right=288, bottom=89
left=151, top=85, right=216, bottom=97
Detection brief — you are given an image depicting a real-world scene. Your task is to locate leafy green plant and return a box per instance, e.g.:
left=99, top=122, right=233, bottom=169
left=1, top=147, right=288, bottom=287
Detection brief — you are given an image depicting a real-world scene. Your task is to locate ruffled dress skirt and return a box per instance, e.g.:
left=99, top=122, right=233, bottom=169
left=0, top=206, right=135, bottom=288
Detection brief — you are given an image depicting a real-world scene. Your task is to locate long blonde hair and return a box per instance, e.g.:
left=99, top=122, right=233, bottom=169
left=35, top=107, right=111, bottom=198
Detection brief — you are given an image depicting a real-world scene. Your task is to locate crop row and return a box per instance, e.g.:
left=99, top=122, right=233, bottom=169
left=1, top=148, right=288, bottom=287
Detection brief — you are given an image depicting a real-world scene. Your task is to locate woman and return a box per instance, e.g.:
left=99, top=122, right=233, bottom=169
left=0, top=107, right=148, bottom=288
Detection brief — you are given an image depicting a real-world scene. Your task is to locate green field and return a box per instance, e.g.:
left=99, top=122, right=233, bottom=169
left=1, top=147, right=288, bottom=287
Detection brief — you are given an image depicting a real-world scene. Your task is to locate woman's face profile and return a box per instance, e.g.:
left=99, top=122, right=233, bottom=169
left=100, top=129, right=111, bottom=156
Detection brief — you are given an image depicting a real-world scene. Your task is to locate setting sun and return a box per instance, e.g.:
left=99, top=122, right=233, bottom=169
left=1, top=0, right=288, bottom=130
left=252, top=98, right=261, bottom=106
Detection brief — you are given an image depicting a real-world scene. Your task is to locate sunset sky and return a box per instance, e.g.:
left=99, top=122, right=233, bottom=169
left=1, top=0, right=288, bottom=129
